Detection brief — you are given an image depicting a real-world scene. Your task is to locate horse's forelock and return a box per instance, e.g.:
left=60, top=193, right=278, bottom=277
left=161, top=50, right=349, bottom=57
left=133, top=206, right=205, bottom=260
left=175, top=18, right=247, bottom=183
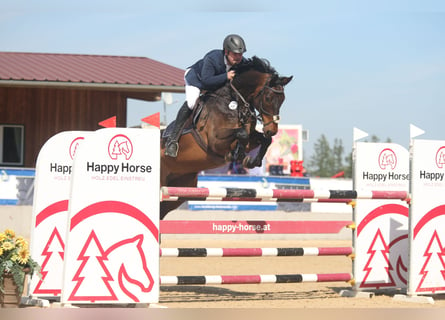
left=270, top=74, right=282, bottom=86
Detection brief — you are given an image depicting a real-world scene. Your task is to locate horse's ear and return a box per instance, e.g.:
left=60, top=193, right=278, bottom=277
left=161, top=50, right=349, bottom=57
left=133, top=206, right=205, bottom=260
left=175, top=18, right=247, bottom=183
left=280, top=76, right=293, bottom=86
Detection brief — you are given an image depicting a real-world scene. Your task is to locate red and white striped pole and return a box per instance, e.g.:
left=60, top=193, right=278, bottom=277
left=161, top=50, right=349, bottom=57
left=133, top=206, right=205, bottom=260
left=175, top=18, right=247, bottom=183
left=160, top=273, right=353, bottom=285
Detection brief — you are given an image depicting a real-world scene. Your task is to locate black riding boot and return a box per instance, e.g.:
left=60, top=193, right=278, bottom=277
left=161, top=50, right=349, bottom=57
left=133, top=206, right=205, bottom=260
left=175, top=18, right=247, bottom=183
left=165, top=102, right=192, bottom=157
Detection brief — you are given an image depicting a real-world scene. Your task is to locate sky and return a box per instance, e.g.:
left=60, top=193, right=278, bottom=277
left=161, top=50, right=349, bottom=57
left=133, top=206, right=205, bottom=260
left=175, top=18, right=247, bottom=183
left=1, top=0, right=444, bottom=160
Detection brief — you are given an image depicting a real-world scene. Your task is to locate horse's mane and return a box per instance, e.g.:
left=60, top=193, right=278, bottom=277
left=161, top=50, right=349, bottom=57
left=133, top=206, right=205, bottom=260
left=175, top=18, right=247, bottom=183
left=205, top=56, right=278, bottom=102
left=233, top=56, right=278, bottom=76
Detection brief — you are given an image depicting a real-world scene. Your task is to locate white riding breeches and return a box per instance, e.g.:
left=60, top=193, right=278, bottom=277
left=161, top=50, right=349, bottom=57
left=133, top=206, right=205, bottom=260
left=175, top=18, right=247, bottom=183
left=184, top=68, right=200, bottom=110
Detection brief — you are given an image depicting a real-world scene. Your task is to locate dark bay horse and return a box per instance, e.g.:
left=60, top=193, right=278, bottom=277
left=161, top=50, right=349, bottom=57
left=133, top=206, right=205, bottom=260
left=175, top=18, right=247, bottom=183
left=160, top=56, right=292, bottom=219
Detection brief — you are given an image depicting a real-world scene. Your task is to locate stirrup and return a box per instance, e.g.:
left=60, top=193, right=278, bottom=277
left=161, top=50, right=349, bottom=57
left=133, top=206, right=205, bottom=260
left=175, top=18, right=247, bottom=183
left=165, top=141, right=179, bottom=157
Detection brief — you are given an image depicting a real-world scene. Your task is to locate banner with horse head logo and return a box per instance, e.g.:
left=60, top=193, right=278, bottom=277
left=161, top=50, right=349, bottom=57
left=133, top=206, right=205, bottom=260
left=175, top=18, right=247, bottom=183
left=62, top=128, right=160, bottom=304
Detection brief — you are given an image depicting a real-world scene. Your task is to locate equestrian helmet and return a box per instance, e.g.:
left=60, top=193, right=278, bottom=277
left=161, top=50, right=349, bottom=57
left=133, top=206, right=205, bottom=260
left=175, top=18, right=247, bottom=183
left=223, top=34, right=246, bottom=53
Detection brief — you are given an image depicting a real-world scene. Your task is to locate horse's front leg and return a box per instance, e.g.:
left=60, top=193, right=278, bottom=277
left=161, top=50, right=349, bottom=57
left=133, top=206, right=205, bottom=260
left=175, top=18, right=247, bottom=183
left=223, top=128, right=249, bottom=162
left=230, top=141, right=245, bottom=162
left=243, top=131, right=272, bottom=169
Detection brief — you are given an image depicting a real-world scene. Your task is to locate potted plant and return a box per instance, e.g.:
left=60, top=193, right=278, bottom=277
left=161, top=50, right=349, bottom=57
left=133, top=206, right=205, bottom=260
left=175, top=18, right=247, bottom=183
left=0, top=229, right=40, bottom=307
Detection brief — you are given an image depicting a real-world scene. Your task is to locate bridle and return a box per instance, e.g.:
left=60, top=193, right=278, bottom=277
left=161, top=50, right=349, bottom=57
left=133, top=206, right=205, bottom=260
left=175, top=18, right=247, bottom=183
left=230, top=77, right=284, bottom=127
left=256, top=84, right=284, bottom=126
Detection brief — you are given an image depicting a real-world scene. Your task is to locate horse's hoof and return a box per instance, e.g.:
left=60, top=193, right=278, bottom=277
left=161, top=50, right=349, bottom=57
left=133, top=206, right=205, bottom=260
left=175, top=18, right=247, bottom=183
left=243, top=156, right=262, bottom=169
left=242, top=156, right=253, bottom=168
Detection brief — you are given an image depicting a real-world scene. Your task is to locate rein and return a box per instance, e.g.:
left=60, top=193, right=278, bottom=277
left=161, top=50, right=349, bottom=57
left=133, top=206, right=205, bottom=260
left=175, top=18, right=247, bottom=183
left=257, top=85, right=284, bottom=126
left=229, top=81, right=254, bottom=126
left=189, top=76, right=284, bottom=158
left=230, top=79, right=284, bottom=127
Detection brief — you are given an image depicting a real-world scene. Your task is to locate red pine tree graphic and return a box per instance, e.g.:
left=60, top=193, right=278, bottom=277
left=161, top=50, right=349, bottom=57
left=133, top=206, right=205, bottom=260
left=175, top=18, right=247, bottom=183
left=33, top=228, right=65, bottom=295
left=112, top=141, right=121, bottom=158
left=416, top=230, right=445, bottom=293
left=68, top=230, right=117, bottom=302
left=360, top=228, right=396, bottom=289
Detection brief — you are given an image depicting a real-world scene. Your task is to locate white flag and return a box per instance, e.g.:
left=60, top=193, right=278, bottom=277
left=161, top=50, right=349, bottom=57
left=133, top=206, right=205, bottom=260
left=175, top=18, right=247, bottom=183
left=409, top=124, right=425, bottom=139
left=353, top=127, right=369, bottom=142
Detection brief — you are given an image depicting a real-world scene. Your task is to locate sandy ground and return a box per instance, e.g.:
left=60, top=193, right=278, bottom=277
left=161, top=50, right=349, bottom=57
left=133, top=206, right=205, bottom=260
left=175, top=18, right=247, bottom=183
left=158, top=239, right=445, bottom=308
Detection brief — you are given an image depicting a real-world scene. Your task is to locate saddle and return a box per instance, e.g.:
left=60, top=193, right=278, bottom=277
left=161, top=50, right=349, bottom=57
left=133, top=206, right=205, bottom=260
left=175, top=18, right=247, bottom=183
left=161, top=95, right=208, bottom=139
left=162, top=93, right=231, bottom=159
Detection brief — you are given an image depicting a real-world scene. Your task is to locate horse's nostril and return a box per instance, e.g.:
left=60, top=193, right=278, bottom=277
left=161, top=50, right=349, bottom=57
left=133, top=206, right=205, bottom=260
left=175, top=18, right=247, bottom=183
left=265, top=129, right=278, bottom=138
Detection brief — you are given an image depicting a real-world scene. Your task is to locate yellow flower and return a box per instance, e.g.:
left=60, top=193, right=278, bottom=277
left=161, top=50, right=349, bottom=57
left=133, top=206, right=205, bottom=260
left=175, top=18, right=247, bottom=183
left=15, top=236, right=28, bottom=248
left=0, top=229, right=41, bottom=295
left=2, top=241, right=14, bottom=251
left=17, top=247, right=30, bottom=264
left=4, top=229, right=15, bottom=238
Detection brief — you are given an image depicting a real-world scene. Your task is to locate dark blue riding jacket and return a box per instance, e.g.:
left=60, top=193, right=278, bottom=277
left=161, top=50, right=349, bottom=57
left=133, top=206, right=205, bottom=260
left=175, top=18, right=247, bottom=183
left=186, top=49, right=244, bottom=91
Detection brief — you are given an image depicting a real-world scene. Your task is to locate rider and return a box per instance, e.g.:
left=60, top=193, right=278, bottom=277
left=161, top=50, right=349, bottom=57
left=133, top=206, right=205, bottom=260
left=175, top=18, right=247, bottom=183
left=164, top=34, right=247, bottom=157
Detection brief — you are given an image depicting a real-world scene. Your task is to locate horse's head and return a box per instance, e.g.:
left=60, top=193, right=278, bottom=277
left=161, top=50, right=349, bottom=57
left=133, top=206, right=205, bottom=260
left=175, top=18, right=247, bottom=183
left=254, top=73, right=292, bottom=137
left=105, top=234, right=155, bottom=298
left=232, top=56, right=292, bottom=137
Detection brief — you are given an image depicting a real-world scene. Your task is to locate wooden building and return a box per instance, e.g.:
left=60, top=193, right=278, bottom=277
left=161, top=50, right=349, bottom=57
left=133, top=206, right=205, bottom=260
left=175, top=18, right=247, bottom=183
left=0, top=52, right=185, bottom=167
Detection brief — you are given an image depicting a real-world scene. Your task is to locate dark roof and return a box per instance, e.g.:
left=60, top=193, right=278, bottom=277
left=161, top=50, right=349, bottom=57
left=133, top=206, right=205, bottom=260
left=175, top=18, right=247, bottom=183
left=0, top=52, right=185, bottom=89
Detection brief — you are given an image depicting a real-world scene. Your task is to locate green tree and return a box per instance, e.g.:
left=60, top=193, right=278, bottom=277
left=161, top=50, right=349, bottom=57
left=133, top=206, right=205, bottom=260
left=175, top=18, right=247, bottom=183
left=307, top=134, right=335, bottom=177
left=343, top=152, right=353, bottom=178
left=306, top=134, right=391, bottom=178
left=332, top=138, right=344, bottom=175
left=365, top=135, right=392, bottom=143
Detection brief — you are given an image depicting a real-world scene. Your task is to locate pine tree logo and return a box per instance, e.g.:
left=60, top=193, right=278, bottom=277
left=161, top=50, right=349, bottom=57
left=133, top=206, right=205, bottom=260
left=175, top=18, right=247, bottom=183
left=378, top=148, right=397, bottom=170
left=360, top=228, right=397, bottom=289
left=416, top=230, right=445, bottom=293
left=436, top=146, right=445, bottom=169
left=68, top=230, right=116, bottom=302
left=67, top=230, right=154, bottom=302
left=33, top=227, right=65, bottom=295
left=107, top=134, right=133, bottom=160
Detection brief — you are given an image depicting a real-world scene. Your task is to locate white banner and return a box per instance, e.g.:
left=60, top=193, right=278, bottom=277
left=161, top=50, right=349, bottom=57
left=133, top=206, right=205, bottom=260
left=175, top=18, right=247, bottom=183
left=408, top=139, right=445, bottom=295
left=353, top=142, right=409, bottom=291
left=61, top=128, right=160, bottom=304
left=30, top=131, right=90, bottom=297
